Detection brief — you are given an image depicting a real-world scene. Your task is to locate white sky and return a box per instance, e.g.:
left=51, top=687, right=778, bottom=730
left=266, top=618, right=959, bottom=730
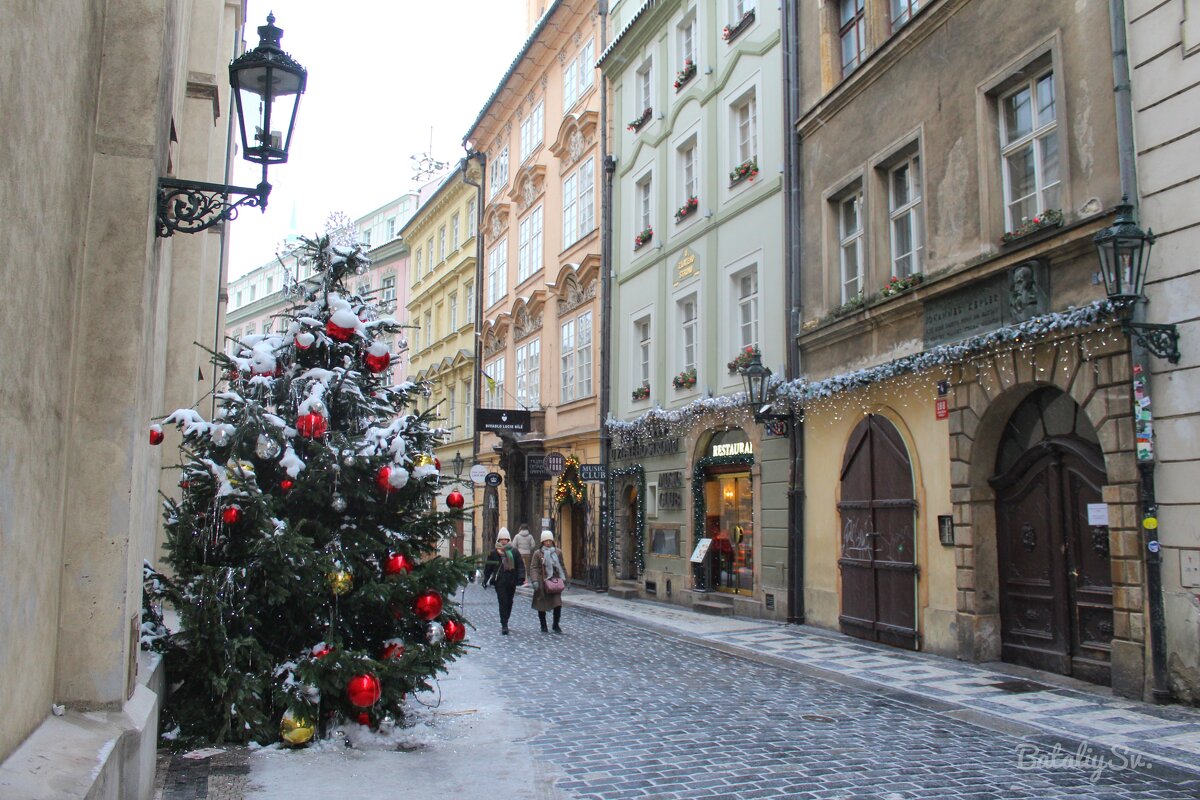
left=228, top=0, right=531, bottom=278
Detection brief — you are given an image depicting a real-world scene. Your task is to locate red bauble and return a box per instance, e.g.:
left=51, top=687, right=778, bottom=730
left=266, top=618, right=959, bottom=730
left=149, top=425, right=164, bottom=446
left=443, top=619, right=466, bottom=643
left=311, top=643, right=332, bottom=659
left=179, top=480, right=190, bottom=490
left=364, top=350, right=391, bottom=374
left=295, top=332, right=315, bottom=351
left=384, top=553, right=413, bottom=576
left=326, top=318, right=356, bottom=342
left=221, top=505, right=242, bottom=525
left=446, top=490, right=465, bottom=509
left=346, top=673, right=381, bottom=707
left=434, top=457, right=441, bottom=471
left=357, top=712, right=371, bottom=726
left=375, top=466, right=392, bottom=493
left=295, top=413, right=327, bottom=438
left=381, top=642, right=405, bottom=660
left=413, top=591, right=443, bottom=621
left=280, top=479, right=294, bottom=492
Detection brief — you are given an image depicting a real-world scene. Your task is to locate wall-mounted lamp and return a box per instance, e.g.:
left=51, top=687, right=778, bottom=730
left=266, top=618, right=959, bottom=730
left=740, top=352, right=790, bottom=430
left=157, top=14, right=307, bottom=237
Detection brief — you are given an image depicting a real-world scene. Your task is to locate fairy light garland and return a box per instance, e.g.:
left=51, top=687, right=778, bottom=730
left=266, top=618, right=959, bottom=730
left=607, top=465, right=646, bottom=574
left=553, top=454, right=587, bottom=507
left=606, top=300, right=1123, bottom=445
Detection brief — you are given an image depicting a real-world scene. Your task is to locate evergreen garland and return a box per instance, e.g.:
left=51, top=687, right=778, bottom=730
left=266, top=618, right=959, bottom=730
left=607, top=465, right=646, bottom=575
left=553, top=454, right=587, bottom=507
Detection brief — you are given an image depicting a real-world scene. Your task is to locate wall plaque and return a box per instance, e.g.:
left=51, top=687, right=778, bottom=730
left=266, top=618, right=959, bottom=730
left=674, top=248, right=699, bottom=286
left=923, top=261, right=1050, bottom=347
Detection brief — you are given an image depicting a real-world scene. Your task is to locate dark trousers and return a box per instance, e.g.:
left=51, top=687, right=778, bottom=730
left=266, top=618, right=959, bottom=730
left=496, top=583, right=516, bottom=625
left=537, top=607, right=562, bottom=630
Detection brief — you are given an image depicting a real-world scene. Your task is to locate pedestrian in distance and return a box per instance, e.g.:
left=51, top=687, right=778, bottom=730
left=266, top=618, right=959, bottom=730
left=530, top=530, right=567, bottom=633
left=481, top=528, right=525, bottom=635
left=511, top=523, right=536, bottom=585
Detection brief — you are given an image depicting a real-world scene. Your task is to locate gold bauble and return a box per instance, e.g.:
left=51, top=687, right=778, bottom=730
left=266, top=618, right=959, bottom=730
left=328, top=568, right=353, bottom=595
left=279, top=710, right=315, bottom=746
left=226, top=459, right=257, bottom=487
left=412, top=453, right=435, bottom=469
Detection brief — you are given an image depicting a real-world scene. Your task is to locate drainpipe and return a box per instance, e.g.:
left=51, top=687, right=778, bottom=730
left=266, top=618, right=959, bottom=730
left=598, top=0, right=612, bottom=592
left=1108, top=0, right=1169, bottom=703
left=462, top=151, right=487, bottom=558
left=781, top=0, right=805, bottom=624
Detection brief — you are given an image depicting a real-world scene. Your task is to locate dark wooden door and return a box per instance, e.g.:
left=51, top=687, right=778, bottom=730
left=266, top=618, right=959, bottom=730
left=992, top=440, right=1112, bottom=683
left=838, top=415, right=918, bottom=649
left=570, top=504, right=587, bottom=580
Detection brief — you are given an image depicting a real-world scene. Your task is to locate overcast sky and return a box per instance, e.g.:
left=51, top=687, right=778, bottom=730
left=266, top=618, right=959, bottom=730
left=227, top=0, right=530, bottom=278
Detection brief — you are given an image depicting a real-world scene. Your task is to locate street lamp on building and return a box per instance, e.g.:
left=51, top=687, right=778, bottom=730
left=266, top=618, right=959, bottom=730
left=452, top=451, right=465, bottom=480
left=739, top=352, right=790, bottom=429
left=1093, top=200, right=1180, bottom=363
left=157, top=14, right=307, bottom=237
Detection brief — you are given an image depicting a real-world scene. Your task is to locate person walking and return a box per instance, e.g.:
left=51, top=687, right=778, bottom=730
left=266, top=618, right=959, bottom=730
left=529, top=530, right=567, bottom=633
left=481, top=528, right=525, bottom=635
left=511, top=524, right=536, bottom=585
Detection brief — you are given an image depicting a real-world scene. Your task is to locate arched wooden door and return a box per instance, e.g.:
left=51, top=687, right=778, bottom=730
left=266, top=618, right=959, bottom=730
left=838, top=414, right=918, bottom=649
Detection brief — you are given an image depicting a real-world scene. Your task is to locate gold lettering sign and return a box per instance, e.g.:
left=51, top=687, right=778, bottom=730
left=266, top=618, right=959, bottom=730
left=711, top=441, right=753, bottom=457
left=675, top=248, right=698, bottom=285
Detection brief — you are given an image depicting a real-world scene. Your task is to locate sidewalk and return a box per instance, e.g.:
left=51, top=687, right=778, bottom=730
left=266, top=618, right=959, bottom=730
left=545, top=585, right=1200, bottom=778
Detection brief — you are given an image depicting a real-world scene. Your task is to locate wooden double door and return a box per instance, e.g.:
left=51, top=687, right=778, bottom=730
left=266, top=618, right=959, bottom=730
left=838, top=415, right=918, bottom=650
left=991, top=439, right=1113, bottom=684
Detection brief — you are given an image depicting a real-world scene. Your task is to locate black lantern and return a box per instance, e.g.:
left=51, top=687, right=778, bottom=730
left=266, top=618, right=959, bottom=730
left=157, top=14, right=307, bottom=237
left=1094, top=200, right=1180, bottom=363
left=452, top=451, right=465, bottom=480
left=739, top=352, right=788, bottom=425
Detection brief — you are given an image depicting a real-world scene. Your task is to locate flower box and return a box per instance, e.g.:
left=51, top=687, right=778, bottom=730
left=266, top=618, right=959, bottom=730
left=634, top=227, right=654, bottom=250
left=1002, top=209, right=1063, bottom=245
left=673, top=59, right=697, bottom=91
left=674, top=196, right=699, bottom=223
left=727, top=345, right=760, bottom=374
left=722, top=9, right=755, bottom=42
left=632, top=383, right=650, bottom=402
left=627, top=107, right=653, bottom=132
left=672, top=368, right=697, bottom=390
left=729, top=157, right=758, bottom=187
left=880, top=272, right=924, bottom=298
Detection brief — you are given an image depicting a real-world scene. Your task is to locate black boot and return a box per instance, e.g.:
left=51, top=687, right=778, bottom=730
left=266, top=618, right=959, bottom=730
left=501, top=624, right=509, bottom=635
left=552, top=624, right=562, bottom=634
left=539, top=612, right=548, bottom=633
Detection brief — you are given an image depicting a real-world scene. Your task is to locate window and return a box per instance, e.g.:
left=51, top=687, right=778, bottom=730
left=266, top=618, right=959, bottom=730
left=1000, top=70, right=1060, bottom=231
left=386, top=217, right=396, bottom=240
left=412, top=318, right=420, bottom=352
left=357, top=281, right=370, bottom=297
left=678, top=15, right=697, bottom=65
left=637, top=175, right=653, bottom=236
left=249, top=285, right=256, bottom=302
left=463, top=379, right=472, bottom=430
left=245, top=322, right=255, bottom=336
left=734, top=0, right=757, bottom=16
left=266, top=276, right=273, bottom=293
left=637, top=60, right=653, bottom=114
left=560, top=311, right=593, bottom=403
left=839, top=191, right=864, bottom=302
left=465, top=282, right=475, bottom=321
left=451, top=213, right=460, bottom=250
left=424, top=310, right=433, bottom=348
left=236, top=290, right=243, bottom=306
left=516, top=338, right=541, bottom=408
left=679, top=296, right=698, bottom=375
left=891, top=0, right=921, bottom=28
left=362, top=228, right=373, bottom=248
left=518, top=205, right=544, bottom=282
left=520, top=101, right=545, bottom=161
left=449, top=292, right=458, bottom=330
left=562, top=157, right=595, bottom=245
left=382, top=275, right=397, bottom=304
left=735, top=269, right=759, bottom=350
left=733, top=91, right=757, bottom=165
left=888, top=156, right=923, bottom=277
left=438, top=226, right=446, bottom=262
left=416, top=248, right=423, bottom=278
left=487, top=244, right=507, bottom=307
left=635, top=316, right=652, bottom=388
left=485, top=356, right=505, bottom=408
left=679, top=140, right=698, bottom=201
left=447, top=385, right=457, bottom=430
left=840, top=0, right=866, bottom=77
left=563, top=38, right=596, bottom=112
left=426, top=237, right=435, bottom=273
left=490, top=146, right=509, bottom=197
left=467, top=199, right=477, bottom=238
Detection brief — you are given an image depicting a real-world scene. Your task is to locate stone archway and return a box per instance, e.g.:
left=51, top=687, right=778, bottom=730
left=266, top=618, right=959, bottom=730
left=946, top=337, right=1146, bottom=695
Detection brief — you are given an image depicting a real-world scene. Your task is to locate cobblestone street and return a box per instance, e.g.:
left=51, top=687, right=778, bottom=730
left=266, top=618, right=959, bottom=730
left=155, top=584, right=1200, bottom=799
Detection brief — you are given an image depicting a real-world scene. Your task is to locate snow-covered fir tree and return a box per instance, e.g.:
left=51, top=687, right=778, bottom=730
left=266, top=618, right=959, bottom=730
left=144, top=234, right=471, bottom=748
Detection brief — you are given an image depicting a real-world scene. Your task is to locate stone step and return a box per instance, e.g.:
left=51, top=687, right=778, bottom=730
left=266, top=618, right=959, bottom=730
left=607, top=583, right=639, bottom=599
left=692, top=599, right=734, bottom=616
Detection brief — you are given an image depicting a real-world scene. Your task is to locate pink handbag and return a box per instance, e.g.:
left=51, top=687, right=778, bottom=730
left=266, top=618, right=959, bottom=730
left=543, top=576, right=565, bottom=593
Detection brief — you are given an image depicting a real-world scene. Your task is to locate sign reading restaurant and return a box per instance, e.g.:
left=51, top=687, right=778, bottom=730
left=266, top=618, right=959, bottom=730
left=710, top=441, right=753, bottom=457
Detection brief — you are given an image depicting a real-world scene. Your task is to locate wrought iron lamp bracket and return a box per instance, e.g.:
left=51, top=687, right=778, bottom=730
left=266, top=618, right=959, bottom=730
left=1122, top=319, right=1181, bottom=364
left=156, top=178, right=271, bottom=237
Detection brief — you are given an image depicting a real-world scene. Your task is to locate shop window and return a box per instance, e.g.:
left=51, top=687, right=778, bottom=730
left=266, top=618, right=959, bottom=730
left=651, top=526, right=682, bottom=556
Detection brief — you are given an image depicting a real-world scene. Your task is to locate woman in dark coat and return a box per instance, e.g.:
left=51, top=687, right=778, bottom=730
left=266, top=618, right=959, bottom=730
left=482, top=528, right=525, bottom=635
left=529, top=530, right=567, bottom=633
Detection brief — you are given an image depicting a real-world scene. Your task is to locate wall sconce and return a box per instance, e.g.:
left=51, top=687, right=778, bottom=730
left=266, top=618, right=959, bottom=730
left=157, top=14, right=307, bottom=237
left=739, top=351, right=789, bottom=429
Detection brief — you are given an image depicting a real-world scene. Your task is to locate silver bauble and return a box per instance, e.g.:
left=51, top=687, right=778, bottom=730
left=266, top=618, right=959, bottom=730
left=256, top=435, right=281, bottom=460
left=425, top=621, right=446, bottom=645
left=211, top=426, right=231, bottom=447
left=332, top=496, right=347, bottom=513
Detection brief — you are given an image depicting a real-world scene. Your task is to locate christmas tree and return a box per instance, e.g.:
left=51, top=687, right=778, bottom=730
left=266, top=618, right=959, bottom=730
left=143, top=234, right=472, bottom=748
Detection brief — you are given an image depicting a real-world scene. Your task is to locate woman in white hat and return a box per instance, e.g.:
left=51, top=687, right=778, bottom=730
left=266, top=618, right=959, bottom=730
left=529, top=530, right=567, bottom=633
left=481, top=527, right=525, bottom=634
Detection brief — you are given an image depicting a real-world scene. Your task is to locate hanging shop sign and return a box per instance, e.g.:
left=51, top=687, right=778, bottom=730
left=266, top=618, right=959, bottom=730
left=526, top=454, right=549, bottom=481
left=544, top=451, right=566, bottom=476
left=476, top=408, right=531, bottom=433
left=484, top=472, right=503, bottom=487
left=579, top=464, right=606, bottom=482
left=469, top=464, right=488, bottom=484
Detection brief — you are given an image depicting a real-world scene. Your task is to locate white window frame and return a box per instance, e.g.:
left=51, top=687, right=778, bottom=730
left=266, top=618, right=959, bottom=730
left=423, top=309, right=433, bottom=349
left=999, top=69, right=1060, bottom=231
left=447, top=385, right=457, bottom=430
left=732, top=89, right=758, bottom=166
left=518, top=205, right=544, bottom=282
left=467, top=199, right=477, bottom=238
left=438, top=226, right=446, bottom=262
left=734, top=0, right=757, bottom=17
left=562, top=157, right=595, bottom=246
left=888, top=155, right=923, bottom=278
left=520, top=101, right=545, bottom=162
left=563, top=38, right=596, bottom=113
left=637, top=59, right=654, bottom=114
left=490, top=146, right=509, bottom=197
left=733, top=267, right=759, bottom=351
left=677, top=294, right=699, bottom=382
left=451, top=213, right=460, bottom=250
left=486, top=244, right=507, bottom=307
left=515, top=338, right=541, bottom=409
left=560, top=310, right=594, bottom=404
left=449, top=292, right=458, bottom=330
left=637, top=174, right=653, bottom=234
left=485, top=356, right=505, bottom=408
left=678, top=13, right=697, bottom=67
left=634, top=314, right=652, bottom=390
left=679, top=137, right=698, bottom=202
left=415, top=248, right=423, bottom=279
left=465, top=282, right=475, bottom=321
left=838, top=190, right=865, bottom=303
left=386, top=217, right=396, bottom=240
left=426, top=237, right=435, bottom=274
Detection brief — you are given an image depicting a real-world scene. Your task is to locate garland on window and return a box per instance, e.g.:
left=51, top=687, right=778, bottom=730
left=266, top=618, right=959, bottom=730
left=693, top=455, right=755, bottom=547
left=606, top=299, right=1122, bottom=447
left=553, top=454, right=587, bottom=507
left=608, top=465, right=646, bottom=575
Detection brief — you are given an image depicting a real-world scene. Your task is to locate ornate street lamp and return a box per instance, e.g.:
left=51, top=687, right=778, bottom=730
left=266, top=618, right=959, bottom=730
left=157, top=14, right=307, bottom=237
left=452, top=451, right=465, bottom=480
left=739, top=352, right=789, bottom=427
left=1093, top=200, right=1180, bottom=363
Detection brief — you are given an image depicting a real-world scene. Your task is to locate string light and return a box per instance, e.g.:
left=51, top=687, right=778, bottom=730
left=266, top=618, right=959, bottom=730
left=607, top=465, right=645, bottom=574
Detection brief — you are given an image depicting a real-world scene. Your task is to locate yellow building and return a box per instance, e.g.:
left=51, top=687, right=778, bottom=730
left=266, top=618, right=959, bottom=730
left=403, top=168, right=480, bottom=556
left=463, top=0, right=605, bottom=584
